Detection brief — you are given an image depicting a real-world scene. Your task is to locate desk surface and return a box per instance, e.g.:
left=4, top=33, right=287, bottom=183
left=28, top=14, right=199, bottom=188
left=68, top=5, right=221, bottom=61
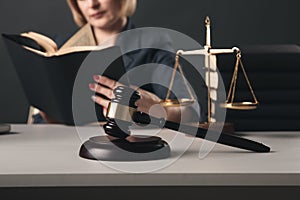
left=0, top=124, right=300, bottom=187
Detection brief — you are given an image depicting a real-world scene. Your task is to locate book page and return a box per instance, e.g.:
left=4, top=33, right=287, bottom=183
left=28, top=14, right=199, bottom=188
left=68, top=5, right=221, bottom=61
left=55, top=45, right=105, bottom=56
left=59, top=24, right=96, bottom=50
left=23, top=44, right=116, bottom=57
left=21, top=32, right=58, bottom=54
left=22, top=46, right=49, bottom=57
left=20, top=23, right=109, bottom=57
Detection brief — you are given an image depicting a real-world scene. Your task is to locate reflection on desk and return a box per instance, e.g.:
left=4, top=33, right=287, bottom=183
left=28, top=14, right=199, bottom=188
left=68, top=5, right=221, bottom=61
left=0, top=124, right=300, bottom=187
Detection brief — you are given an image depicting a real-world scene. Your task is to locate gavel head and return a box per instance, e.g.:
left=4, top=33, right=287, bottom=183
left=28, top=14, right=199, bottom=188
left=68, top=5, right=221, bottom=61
left=80, top=86, right=171, bottom=161
left=103, top=86, right=140, bottom=139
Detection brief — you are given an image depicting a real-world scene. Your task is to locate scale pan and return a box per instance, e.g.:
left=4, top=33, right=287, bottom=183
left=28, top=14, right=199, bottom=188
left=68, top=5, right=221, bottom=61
left=160, top=98, right=195, bottom=107
left=224, top=102, right=259, bottom=110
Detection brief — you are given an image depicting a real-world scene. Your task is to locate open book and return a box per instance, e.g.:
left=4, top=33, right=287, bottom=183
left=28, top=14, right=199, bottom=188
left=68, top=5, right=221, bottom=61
left=2, top=25, right=129, bottom=125
left=10, top=24, right=102, bottom=57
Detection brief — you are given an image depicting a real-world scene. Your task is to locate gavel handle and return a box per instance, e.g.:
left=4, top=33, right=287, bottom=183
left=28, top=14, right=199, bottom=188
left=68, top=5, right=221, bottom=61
left=133, top=113, right=271, bottom=153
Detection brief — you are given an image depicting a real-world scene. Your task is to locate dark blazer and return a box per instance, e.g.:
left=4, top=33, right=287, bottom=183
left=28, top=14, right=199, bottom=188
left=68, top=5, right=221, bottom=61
left=117, top=19, right=184, bottom=99
left=117, top=19, right=206, bottom=121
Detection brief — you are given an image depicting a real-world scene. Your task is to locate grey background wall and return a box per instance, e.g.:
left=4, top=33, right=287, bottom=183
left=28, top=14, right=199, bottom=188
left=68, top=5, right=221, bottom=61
left=0, top=0, right=299, bottom=123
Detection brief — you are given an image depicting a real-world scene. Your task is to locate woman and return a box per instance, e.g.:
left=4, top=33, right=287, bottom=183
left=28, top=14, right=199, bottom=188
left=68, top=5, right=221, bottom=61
left=37, top=0, right=200, bottom=124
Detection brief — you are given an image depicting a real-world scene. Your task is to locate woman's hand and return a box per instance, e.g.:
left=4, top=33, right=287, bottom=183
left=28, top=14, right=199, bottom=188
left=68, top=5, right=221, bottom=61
left=89, top=75, right=122, bottom=116
left=132, top=86, right=162, bottom=114
left=89, top=75, right=163, bottom=117
left=89, top=75, right=193, bottom=123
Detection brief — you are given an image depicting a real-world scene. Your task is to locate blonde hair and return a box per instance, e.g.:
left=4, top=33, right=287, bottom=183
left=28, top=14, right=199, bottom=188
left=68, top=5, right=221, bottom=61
left=67, top=0, right=137, bottom=27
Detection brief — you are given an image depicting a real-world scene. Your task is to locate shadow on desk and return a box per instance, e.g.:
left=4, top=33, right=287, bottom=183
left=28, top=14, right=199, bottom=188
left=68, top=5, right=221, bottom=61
left=0, top=131, right=20, bottom=136
left=235, top=131, right=300, bottom=139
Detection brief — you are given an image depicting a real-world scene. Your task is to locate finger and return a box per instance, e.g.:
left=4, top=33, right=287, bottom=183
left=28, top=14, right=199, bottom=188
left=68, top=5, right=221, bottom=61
left=102, top=107, right=107, bottom=117
left=91, top=95, right=110, bottom=110
left=93, top=75, right=121, bottom=90
left=89, top=83, right=114, bottom=99
left=129, top=84, right=139, bottom=91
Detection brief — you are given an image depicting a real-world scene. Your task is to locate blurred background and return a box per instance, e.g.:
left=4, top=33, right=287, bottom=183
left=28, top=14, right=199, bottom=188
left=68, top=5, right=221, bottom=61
left=0, top=0, right=299, bottom=124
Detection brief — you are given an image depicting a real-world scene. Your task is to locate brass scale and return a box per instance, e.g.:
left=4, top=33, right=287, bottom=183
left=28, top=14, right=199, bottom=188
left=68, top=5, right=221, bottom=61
left=160, top=16, right=259, bottom=126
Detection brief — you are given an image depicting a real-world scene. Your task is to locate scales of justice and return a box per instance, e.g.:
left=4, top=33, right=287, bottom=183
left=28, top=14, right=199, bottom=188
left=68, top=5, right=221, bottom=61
left=160, top=16, right=259, bottom=132
left=79, top=17, right=267, bottom=161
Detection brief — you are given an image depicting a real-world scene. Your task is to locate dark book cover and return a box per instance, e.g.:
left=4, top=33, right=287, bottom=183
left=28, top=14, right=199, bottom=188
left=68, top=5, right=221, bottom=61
left=2, top=33, right=129, bottom=125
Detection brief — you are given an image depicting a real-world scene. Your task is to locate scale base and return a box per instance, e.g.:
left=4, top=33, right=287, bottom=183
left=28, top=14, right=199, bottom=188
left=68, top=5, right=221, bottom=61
left=79, top=135, right=171, bottom=161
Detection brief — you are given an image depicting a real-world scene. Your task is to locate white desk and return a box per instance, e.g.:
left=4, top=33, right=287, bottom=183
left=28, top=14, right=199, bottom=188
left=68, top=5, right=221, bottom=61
left=0, top=124, right=300, bottom=187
